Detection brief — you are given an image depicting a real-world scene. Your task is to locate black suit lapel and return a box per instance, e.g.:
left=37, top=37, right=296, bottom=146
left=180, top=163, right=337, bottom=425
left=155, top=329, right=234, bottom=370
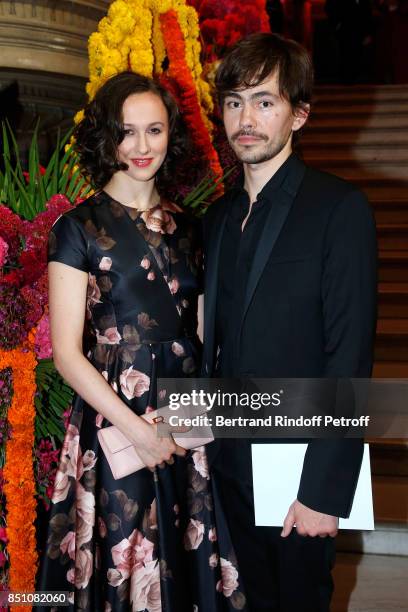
left=239, top=158, right=307, bottom=332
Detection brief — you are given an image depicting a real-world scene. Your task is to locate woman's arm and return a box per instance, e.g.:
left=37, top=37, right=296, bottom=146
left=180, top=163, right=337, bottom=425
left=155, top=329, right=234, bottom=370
left=48, top=261, right=186, bottom=469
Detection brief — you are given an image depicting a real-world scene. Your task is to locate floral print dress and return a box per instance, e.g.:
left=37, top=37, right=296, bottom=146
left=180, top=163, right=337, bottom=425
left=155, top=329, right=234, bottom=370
left=36, top=192, right=246, bottom=612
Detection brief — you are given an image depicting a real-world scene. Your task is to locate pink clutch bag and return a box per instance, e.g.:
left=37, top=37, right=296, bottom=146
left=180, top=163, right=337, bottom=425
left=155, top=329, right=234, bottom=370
left=97, top=405, right=214, bottom=479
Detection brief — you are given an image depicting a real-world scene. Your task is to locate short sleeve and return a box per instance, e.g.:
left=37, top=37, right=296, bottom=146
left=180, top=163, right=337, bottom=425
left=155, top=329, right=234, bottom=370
left=48, top=214, right=89, bottom=272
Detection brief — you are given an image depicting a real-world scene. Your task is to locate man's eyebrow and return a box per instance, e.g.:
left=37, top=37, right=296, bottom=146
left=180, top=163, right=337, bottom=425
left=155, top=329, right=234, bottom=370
left=249, top=91, right=279, bottom=101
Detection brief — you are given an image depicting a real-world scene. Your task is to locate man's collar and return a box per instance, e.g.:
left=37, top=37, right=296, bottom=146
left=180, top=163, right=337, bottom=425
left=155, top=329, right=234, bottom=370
left=233, top=153, right=303, bottom=202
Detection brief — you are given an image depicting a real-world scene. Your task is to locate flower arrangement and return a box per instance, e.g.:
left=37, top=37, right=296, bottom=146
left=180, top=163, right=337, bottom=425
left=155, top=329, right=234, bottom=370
left=80, top=0, right=224, bottom=199
left=188, top=0, right=270, bottom=62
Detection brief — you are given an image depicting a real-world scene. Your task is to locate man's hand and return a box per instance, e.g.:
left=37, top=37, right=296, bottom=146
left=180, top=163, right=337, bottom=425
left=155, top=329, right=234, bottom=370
left=281, top=499, right=338, bottom=538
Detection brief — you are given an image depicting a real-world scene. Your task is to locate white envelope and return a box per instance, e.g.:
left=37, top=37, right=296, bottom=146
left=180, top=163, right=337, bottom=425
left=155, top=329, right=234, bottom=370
left=252, top=443, right=374, bottom=530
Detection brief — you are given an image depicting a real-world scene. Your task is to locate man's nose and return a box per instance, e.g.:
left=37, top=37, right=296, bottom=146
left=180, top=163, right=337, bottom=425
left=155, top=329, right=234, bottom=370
left=239, top=103, right=256, bottom=129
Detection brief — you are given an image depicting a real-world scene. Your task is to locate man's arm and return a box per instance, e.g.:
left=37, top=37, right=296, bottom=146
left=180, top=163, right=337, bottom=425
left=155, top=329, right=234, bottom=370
left=284, top=188, right=377, bottom=534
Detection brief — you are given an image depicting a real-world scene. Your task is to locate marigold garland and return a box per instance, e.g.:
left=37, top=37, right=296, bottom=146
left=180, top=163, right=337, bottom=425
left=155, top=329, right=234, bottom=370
left=160, top=9, right=223, bottom=191
left=0, top=346, right=37, bottom=608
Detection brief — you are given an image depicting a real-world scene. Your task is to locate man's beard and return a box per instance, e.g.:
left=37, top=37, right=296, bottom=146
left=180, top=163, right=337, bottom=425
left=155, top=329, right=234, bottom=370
left=229, top=131, right=290, bottom=164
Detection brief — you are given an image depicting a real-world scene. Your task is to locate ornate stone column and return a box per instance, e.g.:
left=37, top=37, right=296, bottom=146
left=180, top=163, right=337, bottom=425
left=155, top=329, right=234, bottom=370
left=0, top=1, right=110, bottom=77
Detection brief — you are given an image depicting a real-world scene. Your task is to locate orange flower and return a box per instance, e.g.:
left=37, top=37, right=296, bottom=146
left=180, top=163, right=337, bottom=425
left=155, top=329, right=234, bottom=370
left=0, top=347, right=38, bottom=607
left=160, top=9, right=223, bottom=197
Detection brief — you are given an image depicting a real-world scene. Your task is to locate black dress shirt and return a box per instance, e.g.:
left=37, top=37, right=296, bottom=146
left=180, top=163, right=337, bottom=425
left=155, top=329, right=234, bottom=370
left=215, top=154, right=296, bottom=376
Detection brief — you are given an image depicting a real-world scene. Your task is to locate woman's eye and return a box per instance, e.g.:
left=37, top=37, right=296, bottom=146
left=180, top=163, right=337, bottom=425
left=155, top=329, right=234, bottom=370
left=149, top=127, right=162, bottom=135
left=123, top=129, right=133, bottom=136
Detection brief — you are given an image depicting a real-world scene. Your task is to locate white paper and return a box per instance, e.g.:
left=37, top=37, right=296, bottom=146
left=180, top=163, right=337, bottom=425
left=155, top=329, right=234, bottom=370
left=252, top=443, right=374, bottom=530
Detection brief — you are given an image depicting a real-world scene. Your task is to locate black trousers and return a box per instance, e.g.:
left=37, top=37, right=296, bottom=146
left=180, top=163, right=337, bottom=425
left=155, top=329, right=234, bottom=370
left=212, top=461, right=335, bottom=612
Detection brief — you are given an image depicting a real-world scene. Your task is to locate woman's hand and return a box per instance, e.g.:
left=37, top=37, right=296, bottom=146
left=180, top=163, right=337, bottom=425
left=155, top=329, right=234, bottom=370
left=128, top=415, right=188, bottom=470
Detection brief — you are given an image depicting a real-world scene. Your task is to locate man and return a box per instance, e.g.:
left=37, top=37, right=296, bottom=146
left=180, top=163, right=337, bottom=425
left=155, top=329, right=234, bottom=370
left=202, top=33, right=377, bottom=611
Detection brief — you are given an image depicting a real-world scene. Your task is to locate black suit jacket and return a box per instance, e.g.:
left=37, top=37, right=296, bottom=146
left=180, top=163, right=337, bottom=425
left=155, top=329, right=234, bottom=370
left=202, top=155, right=377, bottom=518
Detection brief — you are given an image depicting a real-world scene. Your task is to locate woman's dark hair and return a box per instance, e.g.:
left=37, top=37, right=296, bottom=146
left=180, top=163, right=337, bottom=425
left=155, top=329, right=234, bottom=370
left=215, top=33, right=314, bottom=112
left=73, top=71, right=190, bottom=191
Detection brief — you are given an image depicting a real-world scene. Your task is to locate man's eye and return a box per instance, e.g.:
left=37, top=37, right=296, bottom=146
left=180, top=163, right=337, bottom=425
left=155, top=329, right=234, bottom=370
left=259, top=100, right=273, bottom=108
left=226, top=101, right=241, bottom=109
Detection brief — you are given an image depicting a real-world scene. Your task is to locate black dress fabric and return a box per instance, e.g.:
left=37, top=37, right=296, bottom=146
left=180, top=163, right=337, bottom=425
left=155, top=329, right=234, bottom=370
left=36, top=191, right=246, bottom=612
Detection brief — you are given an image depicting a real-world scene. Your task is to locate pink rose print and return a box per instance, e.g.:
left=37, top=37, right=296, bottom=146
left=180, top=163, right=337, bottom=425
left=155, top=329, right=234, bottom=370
left=95, top=413, right=103, bottom=428
left=208, top=527, right=217, bottom=542
left=141, top=205, right=177, bottom=235
left=108, top=529, right=155, bottom=587
left=96, top=327, right=122, bottom=345
left=87, top=274, right=102, bottom=307
left=209, top=553, right=219, bottom=568
left=145, top=406, right=155, bottom=414
left=168, top=277, right=179, bottom=294
left=147, top=270, right=156, bottom=281
left=52, top=423, right=82, bottom=503
left=216, top=558, right=239, bottom=598
left=130, top=559, right=161, bottom=612
left=60, top=531, right=76, bottom=560
left=140, top=256, right=150, bottom=269
left=52, top=471, right=70, bottom=504
left=76, top=483, right=95, bottom=548
left=171, top=342, right=185, bottom=357
left=184, top=519, right=205, bottom=551
left=74, top=548, right=93, bottom=590
left=66, top=568, right=75, bottom=585
left=99, top=256, right=112, bottom=271
left=192, top=448, right=209, bottom=479
left=120, top=367, right=150, bottom=400
left=82, top=450, right=97, bottom=471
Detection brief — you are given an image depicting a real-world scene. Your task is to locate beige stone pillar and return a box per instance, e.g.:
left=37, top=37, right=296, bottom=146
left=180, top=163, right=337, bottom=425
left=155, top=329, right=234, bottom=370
left=0, top=1, right=110, bottom=77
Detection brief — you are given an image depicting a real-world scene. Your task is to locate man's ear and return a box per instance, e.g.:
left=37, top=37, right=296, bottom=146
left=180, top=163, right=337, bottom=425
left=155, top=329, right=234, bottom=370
left=292, top=103, right=310, bottom=132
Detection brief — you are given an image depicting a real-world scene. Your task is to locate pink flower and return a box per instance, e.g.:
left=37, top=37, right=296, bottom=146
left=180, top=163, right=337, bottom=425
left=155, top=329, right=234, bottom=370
left=99, top=257, right=112, bottom=271
left=109, top=530, right=155, bottom=586
left=141, top=206, right=177, bottom=235
left=76, top=483, right=95, bottom=532
left=140, top=256, right=150, bottom=269
left=171, top=342, right=185, bottom=357
left=95, top=413, right=103, bottom=428
left=184, top=519, right=205, bottom=551
left=66, top=568, right=75, bottom=584
left=209, top=553, right=219, bottom=568
left=34, top=313, right=52, bottom=359
left=0, top=550, right=7, bottom=568
left=147, top=270, right=156, bottom=281
left=96, top=327, right=122, bottom=345
left=60, top=531, right=76, bottom=560
left=119, top=367, right=150, bottom=400
left=0, top=236, right=9, bottom=267
left=130, top=560, right=161, bottom=612
left=168, top=277, right=179, bottom=294
left=74, top=548, right=93, bottom=589
left=52, top=470, right=70, bottom=504
left=82, top=450, right=97, bottom=471
left=145, top=405, right=155, bottom=414
left=208, top=527, right=217, bottom=542
left=217, top=558, right=239, bottom=598
left=87, top=274, right=102, bottom=308
left=98, top=517, right=107, bottom=539
left=192, top=449, right=209, bottom=479
left=0, top=527, right=7, bottom=543
left=60, top=424, right=82, bottom=480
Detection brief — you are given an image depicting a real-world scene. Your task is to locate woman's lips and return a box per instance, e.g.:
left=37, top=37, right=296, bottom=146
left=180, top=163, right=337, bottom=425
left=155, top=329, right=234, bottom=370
left=131, top=158, right=154, bottom=167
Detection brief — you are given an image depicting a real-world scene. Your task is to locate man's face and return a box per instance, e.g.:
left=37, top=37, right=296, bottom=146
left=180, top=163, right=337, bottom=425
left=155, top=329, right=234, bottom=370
left=222, top=71, right=308, bottom=165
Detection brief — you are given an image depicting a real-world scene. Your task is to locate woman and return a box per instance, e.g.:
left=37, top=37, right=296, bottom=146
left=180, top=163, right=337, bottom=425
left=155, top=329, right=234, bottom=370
left=37, top=72, right=246, bottom=611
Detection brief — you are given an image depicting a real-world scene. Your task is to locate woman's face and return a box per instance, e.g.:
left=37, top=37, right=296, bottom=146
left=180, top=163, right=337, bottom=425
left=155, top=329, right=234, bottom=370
left=117, top=91, right=169, bottom=182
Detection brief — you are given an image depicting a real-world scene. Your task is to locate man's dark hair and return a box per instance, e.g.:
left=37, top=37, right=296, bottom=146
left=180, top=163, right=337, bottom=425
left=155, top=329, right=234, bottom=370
left=215, top=33, right=314, bottom=112
left=74, top=71, right=190, bottom=191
